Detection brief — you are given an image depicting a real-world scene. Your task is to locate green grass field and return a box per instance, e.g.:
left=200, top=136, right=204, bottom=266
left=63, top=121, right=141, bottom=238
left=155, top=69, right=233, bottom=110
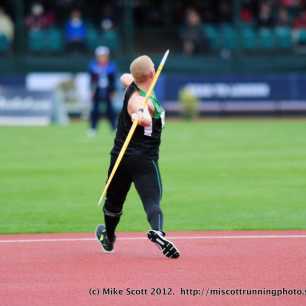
left=1, top=119, right=306, bottom=234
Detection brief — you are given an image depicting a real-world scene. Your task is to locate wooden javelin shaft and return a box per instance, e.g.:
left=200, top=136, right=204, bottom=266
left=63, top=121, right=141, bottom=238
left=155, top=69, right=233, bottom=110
left=98, top=50, right=170, bottom=206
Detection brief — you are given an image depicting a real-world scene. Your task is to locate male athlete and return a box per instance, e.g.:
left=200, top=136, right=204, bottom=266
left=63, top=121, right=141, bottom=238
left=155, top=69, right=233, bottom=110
left=95, top=55, right=180, bottom=259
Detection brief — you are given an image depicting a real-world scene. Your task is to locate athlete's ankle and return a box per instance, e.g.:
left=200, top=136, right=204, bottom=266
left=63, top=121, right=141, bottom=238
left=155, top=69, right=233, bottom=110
left=154, top=230, right=165, bottom=236
left=107, top=233, right=116, bottom=242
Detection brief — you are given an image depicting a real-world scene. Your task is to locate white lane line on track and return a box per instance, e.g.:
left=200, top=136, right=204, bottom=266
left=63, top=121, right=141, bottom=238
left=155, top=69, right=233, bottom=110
left=1, top=234, right=306, bottom=244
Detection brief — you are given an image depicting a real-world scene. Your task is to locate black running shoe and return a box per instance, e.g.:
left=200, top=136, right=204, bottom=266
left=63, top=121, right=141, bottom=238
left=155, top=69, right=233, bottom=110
left=96, top=224, right=115, bottom=253
left=147, top=230, right=180, bottom=259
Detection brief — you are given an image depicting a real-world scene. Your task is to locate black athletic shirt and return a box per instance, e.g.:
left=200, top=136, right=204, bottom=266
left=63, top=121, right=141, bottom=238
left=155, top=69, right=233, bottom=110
left=111, top=82, right=163, bottom=161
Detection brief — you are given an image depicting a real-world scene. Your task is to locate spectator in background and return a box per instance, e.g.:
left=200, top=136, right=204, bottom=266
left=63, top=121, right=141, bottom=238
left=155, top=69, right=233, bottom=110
left=240, top=3, right=254, bottom=24
left=180, top=8, right=208, bottom=55
left=65, top=9, right=87, bottom=52
left=218, top=0, right=233, bottom=23
left=26, top=3, right=54, bottom=30
left=88, top=46, right=117, bottom=136
left=99, top=3, right=117, bottom=25
left=292, top=9, right=306, bottom=44
left=293, top=9, right=306, bottom=28
left=100, top=18, right=119, bottom=52
left=0, top=7, right=14, bottom=43
left=276, top=7, right=290, bottom=26
left=101, top=18, right=113, bottom=31
left=257, top=1, right=274, bottom=27
left=281, top=0, right=301, bottom=9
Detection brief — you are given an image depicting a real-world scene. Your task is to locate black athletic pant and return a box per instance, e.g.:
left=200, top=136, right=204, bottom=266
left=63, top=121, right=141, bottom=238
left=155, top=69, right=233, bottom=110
left=90, top=97, right=116, bottom=131
left=103, top=155, right=163, bottom=240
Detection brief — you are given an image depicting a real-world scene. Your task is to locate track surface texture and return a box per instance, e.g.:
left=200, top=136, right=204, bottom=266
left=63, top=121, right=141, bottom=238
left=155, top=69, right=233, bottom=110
left=1, top=231, right=306, bottom=306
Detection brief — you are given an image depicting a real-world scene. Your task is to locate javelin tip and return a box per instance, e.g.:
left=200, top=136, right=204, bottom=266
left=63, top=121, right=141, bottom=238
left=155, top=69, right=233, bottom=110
left=160, top=50, right=170, bottom=66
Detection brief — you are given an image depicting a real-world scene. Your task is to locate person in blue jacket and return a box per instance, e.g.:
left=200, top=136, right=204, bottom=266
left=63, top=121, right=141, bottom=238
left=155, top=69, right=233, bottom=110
left=88, top=46, right=117, bottom=136
left=65, top=9, right=86, bottom=52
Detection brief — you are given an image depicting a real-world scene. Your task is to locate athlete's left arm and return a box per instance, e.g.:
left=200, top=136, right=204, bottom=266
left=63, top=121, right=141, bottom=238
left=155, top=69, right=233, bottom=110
left=120, top=73, right=134, bottom=88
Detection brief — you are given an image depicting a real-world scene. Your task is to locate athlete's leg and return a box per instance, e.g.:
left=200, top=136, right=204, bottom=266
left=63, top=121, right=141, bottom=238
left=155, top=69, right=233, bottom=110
left=132, top=159, right=163, bottom=232
left=103, top=157, right=132, bottom=240
left=132, top=158, right=180, bottom=258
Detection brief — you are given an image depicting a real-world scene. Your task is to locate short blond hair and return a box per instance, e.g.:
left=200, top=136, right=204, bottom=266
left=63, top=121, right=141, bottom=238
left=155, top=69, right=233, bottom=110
left=129, top=55, right=154, bottom=83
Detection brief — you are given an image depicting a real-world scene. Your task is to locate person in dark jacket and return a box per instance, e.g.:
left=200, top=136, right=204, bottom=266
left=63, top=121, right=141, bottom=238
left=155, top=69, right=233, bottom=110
left=88, top=46, right=117, bottom=136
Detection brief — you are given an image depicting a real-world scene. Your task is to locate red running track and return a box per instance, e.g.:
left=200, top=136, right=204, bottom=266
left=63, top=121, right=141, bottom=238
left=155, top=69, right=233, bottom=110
left=1, top=231, right=306, bottom=306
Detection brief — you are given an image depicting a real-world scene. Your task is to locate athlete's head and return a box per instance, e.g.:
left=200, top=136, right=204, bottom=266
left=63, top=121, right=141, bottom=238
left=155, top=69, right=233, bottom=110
left=95, top=46, right=110, bottom=65
left=129, top=55, right=155, bottom=84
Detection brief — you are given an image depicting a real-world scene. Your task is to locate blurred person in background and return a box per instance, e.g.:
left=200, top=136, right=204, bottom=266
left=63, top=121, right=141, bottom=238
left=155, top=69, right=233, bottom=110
left=88, top=46, right=117, bottom=137
left=65, top=8, right=86, bottom=52
left=26, top=2, right=55, bottom=30
left=293, top=9, right=306, bottom=28
left=100, top=18, right=119, bottom=53
left=276, top=7, right=290, bottom=26
left=240, top=2, right=254, bottom=24
left=101, top=18, right=114, bottom=32
left=0, top=7, right=14, bottom=43
left=281, top=0, right=302, bottom=9
left=218, top=0, right=233, bottom=23
left=99, top=3, right=115, bottom=22
left=257, top=1, right=275, bottom=27
left=293, top=9, right=306, bottom=44
left=180, top=8, right=208, bottom=55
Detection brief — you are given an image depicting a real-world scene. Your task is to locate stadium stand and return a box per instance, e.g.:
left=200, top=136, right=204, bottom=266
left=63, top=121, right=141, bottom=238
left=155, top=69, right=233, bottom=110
left=1, top=0, right=306, bottom=74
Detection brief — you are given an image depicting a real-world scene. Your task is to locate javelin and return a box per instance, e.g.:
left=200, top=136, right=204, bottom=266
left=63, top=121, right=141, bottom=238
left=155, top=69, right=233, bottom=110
left=98, top=49, right=170, bottom=206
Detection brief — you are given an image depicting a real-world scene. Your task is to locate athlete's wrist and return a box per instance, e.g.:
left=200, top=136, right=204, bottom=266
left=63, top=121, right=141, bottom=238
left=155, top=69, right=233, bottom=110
left=131, top=108, right=145, bottom=121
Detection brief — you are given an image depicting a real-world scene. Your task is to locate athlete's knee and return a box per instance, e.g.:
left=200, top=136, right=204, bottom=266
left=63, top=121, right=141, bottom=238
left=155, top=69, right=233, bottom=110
left=103, top=200, right=123, bottom=217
